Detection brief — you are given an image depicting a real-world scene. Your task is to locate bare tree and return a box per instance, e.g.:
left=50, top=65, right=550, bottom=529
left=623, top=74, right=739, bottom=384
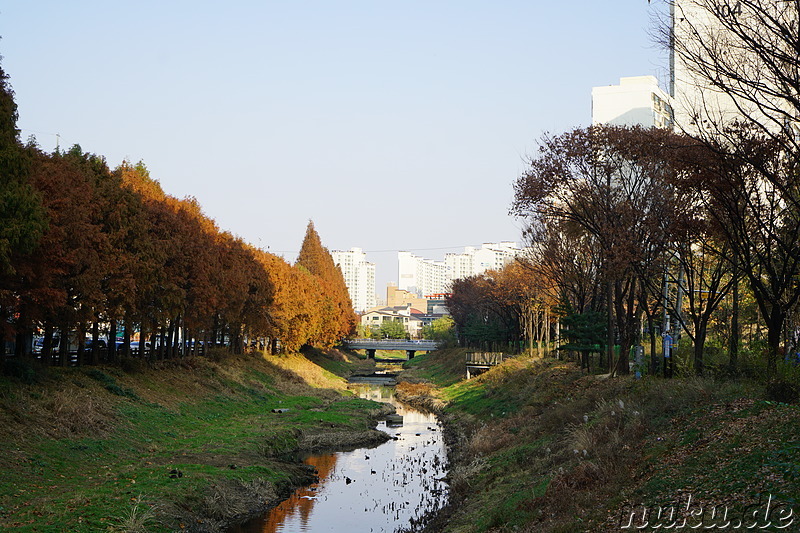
left=662, top=0, right=799, bottom=151
left=657, top=0, right=800, bottom=376
left=513, top=125, right=685, bottom=375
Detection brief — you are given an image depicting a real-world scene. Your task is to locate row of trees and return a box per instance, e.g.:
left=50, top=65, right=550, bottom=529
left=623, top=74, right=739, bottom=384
left=450, top=0, right=800, bottom=381
left=0, top=63, right=356, bottom=367
left=460, top=121, right=796, bottom=380
left=450, top=125, right=782, bottom=377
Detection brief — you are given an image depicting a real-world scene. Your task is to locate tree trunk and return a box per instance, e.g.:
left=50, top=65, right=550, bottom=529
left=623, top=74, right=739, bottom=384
left=545, top=307, right=550, bottom=356
left=0, top=308, right=5, bottom=372
left=90, top=319, right=100, bottom=365
left=729, top=266, right=739, bottom=374
left=607, top=281, right=614, bottom=372
left=41, top=323, right=54, bottom=366
left=122, top=319, right=131, bottom=358
left=527, top=307, right=534, bottom=357
left=109, top=319, right=118, bottom=364
left=59, top=325, right=69, bottom=367
left=171, top=316, right=180, bottom=359
left=159, top=325, right=167, bottom=360
left=614, top=281, right=635, bottom=376
left=641, top=299, right=658, bottom=375
left=76, top=323, right=86, bottom=367
left=765, top=306, right=785, bottom=379
left=165, top=321, right=174, bottom=360
left=694, top=320, right=707, bottom=376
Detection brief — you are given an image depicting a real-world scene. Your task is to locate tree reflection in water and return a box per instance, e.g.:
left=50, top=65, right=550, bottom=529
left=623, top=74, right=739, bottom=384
left=233, top=388, right=448, bottom=533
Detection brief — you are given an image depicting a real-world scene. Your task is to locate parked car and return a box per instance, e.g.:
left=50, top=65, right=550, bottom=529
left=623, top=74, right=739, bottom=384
left=83, top=339, right=107, bottom=352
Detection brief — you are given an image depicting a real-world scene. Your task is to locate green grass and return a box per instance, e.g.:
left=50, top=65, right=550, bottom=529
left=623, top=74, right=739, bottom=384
left=400, top=350, right=800, bottom=533
left=401, top=348, right=468, bottom=386
left=0, top=352, right=388, bottom=532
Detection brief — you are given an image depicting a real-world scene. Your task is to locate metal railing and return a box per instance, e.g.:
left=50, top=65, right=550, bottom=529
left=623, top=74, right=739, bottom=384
left=465, top=352, right=507, bottom=366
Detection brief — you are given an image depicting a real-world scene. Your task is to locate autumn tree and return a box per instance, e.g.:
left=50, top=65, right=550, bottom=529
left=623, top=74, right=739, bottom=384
left=673, top=136, right=800, bottom=376
left=513, top=125, right=686, bottom=375
left=0, top=58, right=363, bottom=366
left=295, top=221, right=357, bottom=346
left=0, top=64, right=46, bottom=361
left=447, top=263, right=548, bottom=353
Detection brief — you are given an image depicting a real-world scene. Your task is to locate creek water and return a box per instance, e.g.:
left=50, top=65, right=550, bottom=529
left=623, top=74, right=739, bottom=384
left=230, top=382, right=449, bottom=533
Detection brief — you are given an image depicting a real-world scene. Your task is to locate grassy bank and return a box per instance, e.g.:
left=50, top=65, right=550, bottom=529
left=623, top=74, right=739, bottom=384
left=400, top=349, right=800, bottom=532
left=0, top=348, right=391, bottom=532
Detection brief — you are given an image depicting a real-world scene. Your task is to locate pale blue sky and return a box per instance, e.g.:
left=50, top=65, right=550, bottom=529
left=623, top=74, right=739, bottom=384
left=1, top=1, right=668, bottom=292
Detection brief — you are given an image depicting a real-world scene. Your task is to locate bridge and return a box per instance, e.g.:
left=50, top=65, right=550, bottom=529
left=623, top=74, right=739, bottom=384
left=342, top=339, right=441, bottom=359
left=465, top=352, right=509, bottom=379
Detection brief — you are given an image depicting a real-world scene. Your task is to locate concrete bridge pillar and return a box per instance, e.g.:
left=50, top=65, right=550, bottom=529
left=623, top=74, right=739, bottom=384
left=367, top=349, right=376, bottom=359
left=406, top=350, right=416, bottom=359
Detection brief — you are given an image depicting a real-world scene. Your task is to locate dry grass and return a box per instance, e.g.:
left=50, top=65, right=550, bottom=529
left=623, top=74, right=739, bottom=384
left=297, top=429, right=392, bottom=452
left=448, top=457, right=488, bottom=493
left=263, top=353, right=348, bottom=392
left=420, top=355, right=757, bottom=533
left=0, top=379, right=118, bottom=442
left=157, top=477, right=281, bottom=532
left=467, top=424, right=515, bottom=456
left=395, top=381, right=446, bottom=412
left=109, top=495, right=159, bottom=533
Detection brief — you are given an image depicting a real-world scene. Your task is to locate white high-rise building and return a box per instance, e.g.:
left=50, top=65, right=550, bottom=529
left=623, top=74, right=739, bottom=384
left=397, top=251, right=449, bottom=298
left=592, top=76, right=673, bottom=129
left=671, top=0, right=749, bottom=132
left=398, top=242, right=526, bottom=297
left=331, top=247, right=376, bottom=313
left=445, top=242, right=523, bottom=278
left=670, top=0, right=798, bottom=136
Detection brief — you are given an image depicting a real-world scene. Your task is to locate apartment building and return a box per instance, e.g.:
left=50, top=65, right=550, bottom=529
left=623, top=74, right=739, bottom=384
left=592, top=76, right=673, bottom=129
left=398, top=242, right=526, bottom=297
left=331, top=247, right=376, bottom=313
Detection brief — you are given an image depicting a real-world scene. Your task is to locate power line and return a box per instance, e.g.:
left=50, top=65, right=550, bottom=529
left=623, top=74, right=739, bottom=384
left=19, top=128, right=65, bottom=149
left=268, top=244, right=493, bottom=255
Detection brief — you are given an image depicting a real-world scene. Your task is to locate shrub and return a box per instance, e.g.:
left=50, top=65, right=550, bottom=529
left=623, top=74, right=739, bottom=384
left=1, top=357, right=45, bottom=384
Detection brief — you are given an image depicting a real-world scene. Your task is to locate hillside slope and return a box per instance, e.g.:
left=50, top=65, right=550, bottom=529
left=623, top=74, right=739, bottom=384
left=400, top=349, right=800, bottom=532
left=0, top=350, right=389, bottom=532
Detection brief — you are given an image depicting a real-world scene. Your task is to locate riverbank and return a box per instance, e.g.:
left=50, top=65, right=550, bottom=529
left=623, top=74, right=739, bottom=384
left=0, top=348, right=390, bottom=532
left=399, top=348, right=800, bottom=532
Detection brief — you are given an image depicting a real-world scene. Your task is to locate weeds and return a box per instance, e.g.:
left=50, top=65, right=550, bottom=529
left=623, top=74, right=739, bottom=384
left=111, top=495, right=158, bottom=533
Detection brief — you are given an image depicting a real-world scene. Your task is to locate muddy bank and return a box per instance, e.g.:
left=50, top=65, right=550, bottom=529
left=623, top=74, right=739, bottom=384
left=394, top=381, right=446, bottom=413
left=164, top=464, right=318, bottom=533
left=171, top=412, right=396, bottom=532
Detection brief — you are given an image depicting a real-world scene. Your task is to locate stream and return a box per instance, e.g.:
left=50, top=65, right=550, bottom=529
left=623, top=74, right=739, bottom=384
left=230, top=380, right=449, bottom=533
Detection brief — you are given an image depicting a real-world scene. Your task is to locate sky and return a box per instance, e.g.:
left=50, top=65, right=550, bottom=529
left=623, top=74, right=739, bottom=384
left=1, top=1, right=669, bottom=293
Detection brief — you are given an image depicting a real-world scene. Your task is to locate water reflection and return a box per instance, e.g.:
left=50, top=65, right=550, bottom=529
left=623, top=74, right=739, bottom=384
left=232, top=386, right=448, bottom=533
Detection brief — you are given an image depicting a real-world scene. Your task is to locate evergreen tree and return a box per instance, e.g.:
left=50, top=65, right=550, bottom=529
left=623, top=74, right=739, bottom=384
left=0, top=62, right=46, bottom=273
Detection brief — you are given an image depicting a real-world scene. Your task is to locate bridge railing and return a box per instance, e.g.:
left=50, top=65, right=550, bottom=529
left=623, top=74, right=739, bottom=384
left=343, top=339, right=440, bottom=348
left=465, top=352, right=507, bottom=366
